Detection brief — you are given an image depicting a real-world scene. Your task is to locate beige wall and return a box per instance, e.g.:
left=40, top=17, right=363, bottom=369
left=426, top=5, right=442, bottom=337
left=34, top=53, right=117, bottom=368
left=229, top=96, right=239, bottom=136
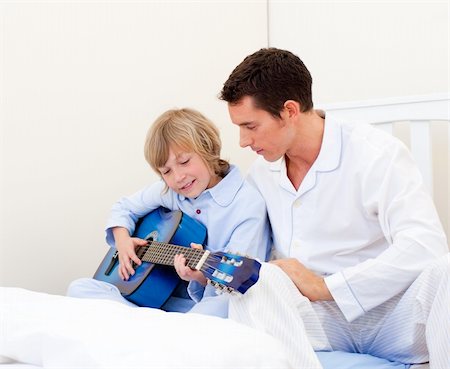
left=1, top=1, right=448, bottom=294
left=0, top=1, right=267, bottom=294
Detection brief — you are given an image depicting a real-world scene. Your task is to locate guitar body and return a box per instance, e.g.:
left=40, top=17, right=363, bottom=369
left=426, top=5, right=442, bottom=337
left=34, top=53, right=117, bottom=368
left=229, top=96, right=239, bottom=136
left=93, top=207, right=207, bottom=308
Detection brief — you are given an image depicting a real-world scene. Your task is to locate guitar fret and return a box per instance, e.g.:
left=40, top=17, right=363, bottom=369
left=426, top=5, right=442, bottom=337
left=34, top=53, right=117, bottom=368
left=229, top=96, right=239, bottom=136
left=142, top=241, right=206, bottom=269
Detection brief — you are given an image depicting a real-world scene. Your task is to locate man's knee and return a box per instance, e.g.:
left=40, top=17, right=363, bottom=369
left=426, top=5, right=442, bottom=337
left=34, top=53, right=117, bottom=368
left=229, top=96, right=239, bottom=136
left=414, top=253, right=450, bottom=299
left=425, top=253, right=450, bottom=276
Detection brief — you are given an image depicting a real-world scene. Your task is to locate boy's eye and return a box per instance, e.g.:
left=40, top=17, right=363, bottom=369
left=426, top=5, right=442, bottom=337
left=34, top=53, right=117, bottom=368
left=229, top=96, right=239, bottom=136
left=180, top=158, right=190, bottom=165
left=160, top=169, right=170, bottom=175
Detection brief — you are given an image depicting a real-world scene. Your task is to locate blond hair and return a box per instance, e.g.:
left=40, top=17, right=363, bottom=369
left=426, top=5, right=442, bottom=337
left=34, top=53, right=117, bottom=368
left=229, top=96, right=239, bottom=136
left=144, top=108, right=230, bottom=178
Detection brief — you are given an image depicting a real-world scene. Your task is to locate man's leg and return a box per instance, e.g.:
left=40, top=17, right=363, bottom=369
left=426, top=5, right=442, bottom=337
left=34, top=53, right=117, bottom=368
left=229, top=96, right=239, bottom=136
left=229, top=262, right=331, bottom=369
left=367, top=254, right=450, bottom=368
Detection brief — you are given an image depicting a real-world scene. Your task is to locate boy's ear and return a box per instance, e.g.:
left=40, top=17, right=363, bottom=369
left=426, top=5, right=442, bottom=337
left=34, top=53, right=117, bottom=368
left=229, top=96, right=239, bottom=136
left=283, top=100, right=301, bottom=118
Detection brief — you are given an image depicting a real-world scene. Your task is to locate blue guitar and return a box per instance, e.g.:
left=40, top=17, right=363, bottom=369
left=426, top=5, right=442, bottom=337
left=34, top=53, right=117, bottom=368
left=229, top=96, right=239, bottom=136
left=93, top=207, right=261, bottom=308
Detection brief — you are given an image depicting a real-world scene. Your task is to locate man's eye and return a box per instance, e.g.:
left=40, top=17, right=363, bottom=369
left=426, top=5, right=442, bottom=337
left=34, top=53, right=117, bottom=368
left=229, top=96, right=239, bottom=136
left=161, top=169, right=170, bottom=175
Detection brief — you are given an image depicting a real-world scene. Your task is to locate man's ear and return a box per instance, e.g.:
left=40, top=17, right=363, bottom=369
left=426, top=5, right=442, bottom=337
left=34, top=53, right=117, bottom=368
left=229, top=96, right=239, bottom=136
left=283, top=100, right=301, bottom=118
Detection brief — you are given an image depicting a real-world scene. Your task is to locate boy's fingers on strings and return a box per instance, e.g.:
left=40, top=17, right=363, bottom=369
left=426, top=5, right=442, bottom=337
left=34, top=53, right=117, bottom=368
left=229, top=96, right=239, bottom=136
left=118, top=253, right=137, bottom=280
left=119, top=259, right=132, bottom=280
left=118, top=263, right=129, bottom=280
left=131, top=238, right=144, bottom=266
left=132, top=237, right=148, bottom=247
left=190, top=242, right=203, bottom=250
left=129, top=252, right=142, bottom=267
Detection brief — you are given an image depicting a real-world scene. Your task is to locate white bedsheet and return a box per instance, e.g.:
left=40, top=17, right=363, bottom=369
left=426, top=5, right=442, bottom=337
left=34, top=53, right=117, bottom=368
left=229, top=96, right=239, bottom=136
left=0, top=287, right=290, bottom=369
left=0, top=288, right=432, bottom=369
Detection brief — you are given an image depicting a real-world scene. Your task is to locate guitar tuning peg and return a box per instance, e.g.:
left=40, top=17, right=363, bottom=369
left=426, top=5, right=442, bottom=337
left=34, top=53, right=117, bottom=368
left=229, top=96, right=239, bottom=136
left=225, top=286, right=234, bottom=294
left=211, top=282, right=226, bottom=295
left=208, top=279, right=219, bottom=288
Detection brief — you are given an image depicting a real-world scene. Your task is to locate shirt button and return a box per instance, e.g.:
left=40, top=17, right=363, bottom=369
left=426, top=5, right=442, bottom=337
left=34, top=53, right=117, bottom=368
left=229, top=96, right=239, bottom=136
left=196, top=209, right=201, bottom=214
left=293, top=199, right=301, bottom=208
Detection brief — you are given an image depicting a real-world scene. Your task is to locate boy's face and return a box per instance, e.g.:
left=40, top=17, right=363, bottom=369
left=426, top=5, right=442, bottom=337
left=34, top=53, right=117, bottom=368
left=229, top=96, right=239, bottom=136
left=158, top=146, right=219, bottom=198
left=228, top=96, right=292, bottom=162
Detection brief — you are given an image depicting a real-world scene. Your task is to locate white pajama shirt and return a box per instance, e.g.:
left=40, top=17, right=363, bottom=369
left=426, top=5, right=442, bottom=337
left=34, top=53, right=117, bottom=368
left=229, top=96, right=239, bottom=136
left=231, top=112, right=449, bottom=369
left=248, top=112, right=447, bottom=321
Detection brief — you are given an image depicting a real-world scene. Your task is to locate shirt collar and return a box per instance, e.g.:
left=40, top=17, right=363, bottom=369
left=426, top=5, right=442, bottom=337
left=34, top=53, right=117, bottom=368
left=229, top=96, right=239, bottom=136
left=268, top=110, right=342, bottom=173
left=177, top=165, right=244, bottom=206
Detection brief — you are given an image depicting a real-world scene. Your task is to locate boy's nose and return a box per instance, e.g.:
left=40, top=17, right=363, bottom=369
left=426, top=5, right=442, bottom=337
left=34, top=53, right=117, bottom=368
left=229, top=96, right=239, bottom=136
left=174, top=169, right=186, bottom=182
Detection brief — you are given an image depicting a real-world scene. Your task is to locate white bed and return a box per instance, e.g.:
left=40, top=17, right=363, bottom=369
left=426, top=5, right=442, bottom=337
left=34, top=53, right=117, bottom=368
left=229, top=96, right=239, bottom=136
left=1, top=287, right=291, bottom=369
left=2, top=94, right=448, bottom=369
left=0, top=286, right=428, bottom=369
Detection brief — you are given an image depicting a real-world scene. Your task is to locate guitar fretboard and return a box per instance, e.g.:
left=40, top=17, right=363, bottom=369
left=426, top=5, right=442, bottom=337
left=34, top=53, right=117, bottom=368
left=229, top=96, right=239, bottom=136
left=140, top=241, right=207, bottom=269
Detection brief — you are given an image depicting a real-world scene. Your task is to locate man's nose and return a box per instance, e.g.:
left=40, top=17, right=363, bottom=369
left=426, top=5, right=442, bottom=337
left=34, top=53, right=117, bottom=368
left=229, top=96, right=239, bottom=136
left=239, top=131, right=251, bottom=148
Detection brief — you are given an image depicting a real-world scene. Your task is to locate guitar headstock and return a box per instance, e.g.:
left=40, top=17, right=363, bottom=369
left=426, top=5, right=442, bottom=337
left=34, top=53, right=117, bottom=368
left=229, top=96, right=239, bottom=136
left=203, top=251, right=261, bottom=294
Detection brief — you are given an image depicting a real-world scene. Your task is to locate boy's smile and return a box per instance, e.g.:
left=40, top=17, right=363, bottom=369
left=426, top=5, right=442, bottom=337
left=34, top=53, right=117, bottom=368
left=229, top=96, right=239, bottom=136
left=159, top=146, right=220, bottom=198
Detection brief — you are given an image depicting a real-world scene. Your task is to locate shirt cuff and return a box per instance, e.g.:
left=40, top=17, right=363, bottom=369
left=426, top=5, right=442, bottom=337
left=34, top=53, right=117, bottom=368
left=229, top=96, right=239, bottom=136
left=105, top=228, right=116, bottom=247
left=324, top=272, right=365, bottom=322
left=187, top=281, right=205, bottom=303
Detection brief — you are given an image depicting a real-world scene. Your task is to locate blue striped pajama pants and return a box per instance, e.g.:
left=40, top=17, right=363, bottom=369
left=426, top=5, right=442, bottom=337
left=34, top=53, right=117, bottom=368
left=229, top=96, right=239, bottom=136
left=229, top=254, right=450, bottom=369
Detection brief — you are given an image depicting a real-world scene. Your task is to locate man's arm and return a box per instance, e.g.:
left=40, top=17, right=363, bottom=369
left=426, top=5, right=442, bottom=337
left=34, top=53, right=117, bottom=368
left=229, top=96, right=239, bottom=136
left=324, top=140, right=447, bottom=322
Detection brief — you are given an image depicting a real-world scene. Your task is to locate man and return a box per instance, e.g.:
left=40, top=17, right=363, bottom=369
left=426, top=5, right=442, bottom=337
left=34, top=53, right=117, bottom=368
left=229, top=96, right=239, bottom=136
left=220, top=48, right=449, bottom=369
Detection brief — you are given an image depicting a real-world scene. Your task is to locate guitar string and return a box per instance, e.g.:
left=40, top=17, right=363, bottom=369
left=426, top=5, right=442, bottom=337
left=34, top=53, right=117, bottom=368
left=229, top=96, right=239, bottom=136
left=138, top=242, right=231, bottom=278
left=142, top=245, right=203, bottom=267
left=146, top=247, right=223, bottom=272
left=141, top=241, right=209, bottom=266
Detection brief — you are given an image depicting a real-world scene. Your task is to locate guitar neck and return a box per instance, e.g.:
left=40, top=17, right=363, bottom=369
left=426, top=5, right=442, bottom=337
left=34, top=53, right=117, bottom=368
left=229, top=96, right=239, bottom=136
left=141, top=241, right=207, bottom=270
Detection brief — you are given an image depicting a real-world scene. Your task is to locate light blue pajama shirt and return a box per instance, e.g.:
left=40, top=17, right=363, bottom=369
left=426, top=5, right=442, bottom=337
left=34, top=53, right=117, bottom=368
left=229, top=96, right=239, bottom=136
left=68, top=165, right=271, bottom=317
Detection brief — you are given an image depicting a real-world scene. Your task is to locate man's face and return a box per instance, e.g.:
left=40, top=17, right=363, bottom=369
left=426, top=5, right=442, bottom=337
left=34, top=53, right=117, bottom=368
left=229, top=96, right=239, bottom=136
left=228, top=96, right=291, bottom=162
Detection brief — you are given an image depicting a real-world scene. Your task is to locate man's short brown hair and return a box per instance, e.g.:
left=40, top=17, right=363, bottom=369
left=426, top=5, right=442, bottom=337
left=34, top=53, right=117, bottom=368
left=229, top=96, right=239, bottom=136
left=220, top=48, right=313, bottom=117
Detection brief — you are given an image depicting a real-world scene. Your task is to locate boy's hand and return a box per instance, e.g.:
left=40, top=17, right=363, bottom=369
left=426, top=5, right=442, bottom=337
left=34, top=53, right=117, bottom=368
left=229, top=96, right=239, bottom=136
left=116, top=236, right=148, bottom=280
left=174, top=243, right=207, bottom=286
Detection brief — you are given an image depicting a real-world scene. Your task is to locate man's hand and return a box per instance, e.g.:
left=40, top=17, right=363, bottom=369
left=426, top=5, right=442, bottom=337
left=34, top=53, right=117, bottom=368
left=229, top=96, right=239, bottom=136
left=270, top=258, right=333, bottom=301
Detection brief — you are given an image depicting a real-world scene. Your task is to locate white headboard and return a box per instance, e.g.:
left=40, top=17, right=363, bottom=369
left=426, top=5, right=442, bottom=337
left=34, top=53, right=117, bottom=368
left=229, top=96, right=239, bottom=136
left=320, top=94, right=449, bottom=195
